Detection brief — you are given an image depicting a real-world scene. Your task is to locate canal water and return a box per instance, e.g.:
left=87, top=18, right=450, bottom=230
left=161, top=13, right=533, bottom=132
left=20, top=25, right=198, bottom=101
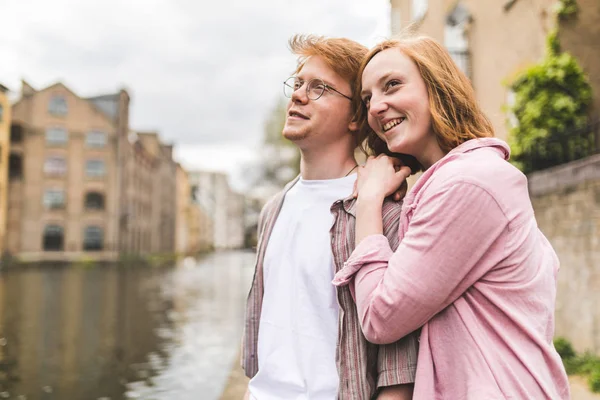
left=0, top=250, right=256, bottom=400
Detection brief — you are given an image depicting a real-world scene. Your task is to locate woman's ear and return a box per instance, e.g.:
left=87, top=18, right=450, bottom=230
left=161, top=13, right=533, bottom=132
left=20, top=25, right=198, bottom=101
left=348, top=119, right=359, bottom=132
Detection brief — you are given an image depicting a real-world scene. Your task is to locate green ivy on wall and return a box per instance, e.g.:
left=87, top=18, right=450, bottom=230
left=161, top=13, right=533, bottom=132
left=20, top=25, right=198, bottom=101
left=506, top=0, right=593, bottom=174
left=554, top=0, right=578, bottom=19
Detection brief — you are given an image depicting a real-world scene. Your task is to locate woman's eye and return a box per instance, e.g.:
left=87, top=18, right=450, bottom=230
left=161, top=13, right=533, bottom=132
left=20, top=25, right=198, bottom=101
left=362, top=97, right=371, bottom=108
left=384, top=80, right=401, bottom=91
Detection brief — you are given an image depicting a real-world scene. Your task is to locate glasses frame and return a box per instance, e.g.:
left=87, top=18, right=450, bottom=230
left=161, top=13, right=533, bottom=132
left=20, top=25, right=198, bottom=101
left=283, top=77, right=352, bottom=101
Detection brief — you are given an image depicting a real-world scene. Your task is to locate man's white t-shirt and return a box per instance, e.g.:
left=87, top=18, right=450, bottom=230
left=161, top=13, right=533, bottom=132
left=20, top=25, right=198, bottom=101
left=248, top=174, right=356, bottom=400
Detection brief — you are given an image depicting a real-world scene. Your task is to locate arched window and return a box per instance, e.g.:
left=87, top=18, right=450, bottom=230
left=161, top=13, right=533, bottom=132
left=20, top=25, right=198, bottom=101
left=83, top=226, right=103, bottom=251
left=43, top=225, right=64, bottom=251
left=84, top=192, right=105, bottom=210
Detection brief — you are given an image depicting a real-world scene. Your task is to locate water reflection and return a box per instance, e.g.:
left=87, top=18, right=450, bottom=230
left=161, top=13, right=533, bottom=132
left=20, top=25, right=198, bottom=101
left=0, top=251, right=255, bottom=400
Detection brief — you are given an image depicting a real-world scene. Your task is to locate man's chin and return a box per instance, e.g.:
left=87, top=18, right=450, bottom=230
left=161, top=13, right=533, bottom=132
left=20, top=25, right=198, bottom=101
left=282, top=129, right=308, bottom=142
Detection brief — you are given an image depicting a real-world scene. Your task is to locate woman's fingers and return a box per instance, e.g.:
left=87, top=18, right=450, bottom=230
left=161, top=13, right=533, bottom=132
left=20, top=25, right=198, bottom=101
left=395, top=165, right=412, bottom=181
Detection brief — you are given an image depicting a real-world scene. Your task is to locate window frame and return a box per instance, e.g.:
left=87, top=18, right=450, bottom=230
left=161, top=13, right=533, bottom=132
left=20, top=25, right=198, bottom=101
left=85, top=159, right=106, bottom=178
left=84, top=191, right=105, bottom=210
left=43, top=188, right=66, bottom=210
left=48, top=95, right=68, bottom=117
left=83, top=225, right=104, bottom=251
left=86, top=130, right=107, bottom=148
left=46, top=127, right=69, bottom=146
left=44, top=156, right=67, bottom=176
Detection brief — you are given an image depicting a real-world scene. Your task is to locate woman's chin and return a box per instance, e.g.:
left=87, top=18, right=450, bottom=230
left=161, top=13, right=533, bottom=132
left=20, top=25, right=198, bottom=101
left=386, top=140, right=406, bottom=155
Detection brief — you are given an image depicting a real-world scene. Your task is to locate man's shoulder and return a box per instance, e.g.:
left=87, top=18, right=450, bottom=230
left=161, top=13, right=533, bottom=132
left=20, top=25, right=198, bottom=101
left=259, top=177, right=300, bottom=216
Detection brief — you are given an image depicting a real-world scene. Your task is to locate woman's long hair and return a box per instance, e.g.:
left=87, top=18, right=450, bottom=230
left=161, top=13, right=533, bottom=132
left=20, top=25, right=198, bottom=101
left=354, top=35, right=494, bottom=172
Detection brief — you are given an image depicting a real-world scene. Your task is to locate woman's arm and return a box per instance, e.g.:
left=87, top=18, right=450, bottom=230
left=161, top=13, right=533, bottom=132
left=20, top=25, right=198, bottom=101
left=338, top=181, right=509, bottom=344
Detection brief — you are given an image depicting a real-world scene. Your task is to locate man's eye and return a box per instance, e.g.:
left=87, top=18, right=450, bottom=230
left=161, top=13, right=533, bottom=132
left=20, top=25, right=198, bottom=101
left=294, top=81, right=303, bottom=89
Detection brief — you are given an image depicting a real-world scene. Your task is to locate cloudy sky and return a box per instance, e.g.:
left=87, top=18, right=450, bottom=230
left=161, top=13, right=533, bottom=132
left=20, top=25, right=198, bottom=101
left=1, top=0, right=391, bottom=190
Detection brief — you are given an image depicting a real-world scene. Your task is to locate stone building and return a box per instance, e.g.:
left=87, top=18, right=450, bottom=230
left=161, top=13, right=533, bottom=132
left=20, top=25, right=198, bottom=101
left=189, top=170, right=244, bottom=250
left=7, top=81, right=123, bottom=261
left=136, top=132, right=177, bottom=254
left=389, top=0, right=600, bottom=141
left=6, top=81, right=178, bottom=261
left=0, top=84, right=11, bottom=257
left=175, top=163, right=214, bottom=255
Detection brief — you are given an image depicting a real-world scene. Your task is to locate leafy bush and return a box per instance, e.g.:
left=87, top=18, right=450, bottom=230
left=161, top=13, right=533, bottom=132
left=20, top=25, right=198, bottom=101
left=590, top=367, right=600, bottom=393
left=506, top=3, right=593, bottom=174
left=554, top=337, right=600, bottom=393
left=554, top=336, right=576, bottom=360
left=508, top=50, right=592, bottom=173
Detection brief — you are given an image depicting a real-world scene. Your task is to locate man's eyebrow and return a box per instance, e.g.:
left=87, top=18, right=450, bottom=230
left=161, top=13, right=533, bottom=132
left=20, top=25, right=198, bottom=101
left=296, top=75, right=340, bottom=88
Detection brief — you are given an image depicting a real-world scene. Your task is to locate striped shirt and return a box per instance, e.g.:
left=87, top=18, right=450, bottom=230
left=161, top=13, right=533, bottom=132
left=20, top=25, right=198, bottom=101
left=242, top=177, right=419, bottom=399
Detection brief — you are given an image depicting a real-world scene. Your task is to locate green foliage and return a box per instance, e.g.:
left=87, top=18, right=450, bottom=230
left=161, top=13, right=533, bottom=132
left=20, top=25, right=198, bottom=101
left=554, top=337, right=600, bottom=392
left=546, top=30, right=561, bottom=56
left=554, top=336, right=576, bottom=360
left=507, top=49, right=592, bottom=174
left=590, top=368, right=600, bottom=393
left=555, top=0, right=578, bottom=19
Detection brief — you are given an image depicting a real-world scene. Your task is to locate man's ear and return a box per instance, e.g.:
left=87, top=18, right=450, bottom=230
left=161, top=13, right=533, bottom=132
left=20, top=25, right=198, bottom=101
left=348, top=119, right=359, bottom=132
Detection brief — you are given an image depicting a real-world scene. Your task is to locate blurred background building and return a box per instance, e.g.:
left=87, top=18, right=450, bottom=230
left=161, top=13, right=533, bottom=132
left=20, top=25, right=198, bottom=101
left=0, top=84, right=11, bottom=257
left=2, top=80, right=246, bottom=262
left=189, top=171, right=244, bottom=250
left=389, top=0, right=600, bottom=141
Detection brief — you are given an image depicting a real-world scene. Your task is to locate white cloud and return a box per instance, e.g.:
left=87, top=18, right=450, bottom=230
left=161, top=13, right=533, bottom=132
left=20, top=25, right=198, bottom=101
left=0, top=0, right=390, bottom=188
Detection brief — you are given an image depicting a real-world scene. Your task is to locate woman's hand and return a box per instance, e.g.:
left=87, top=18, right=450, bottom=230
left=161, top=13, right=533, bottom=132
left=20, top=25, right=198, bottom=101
left=353, top=155, right=412, bottom=202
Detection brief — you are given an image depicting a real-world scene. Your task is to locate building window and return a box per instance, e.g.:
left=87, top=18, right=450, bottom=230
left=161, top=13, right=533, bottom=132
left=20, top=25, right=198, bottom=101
left=412, top=0, right=428, bottom=21
left=9, top=153, right=23, bottom=180
left=83, top=226, right=103, bottom=251
left=48, top=95, right=68, bottom=116
left=46, top=127, right=68, bottom=146
left=445, top=3, right=472, bottom=79
left=10, top=124, right=23, bottom=143
left=44, top=156, right=67, bottom=176
left=43, top=189, right=66, bottom=210
left=86, top=160, right=105, bottom=177
left=86, top=131, right=107, bottom=148
left=43, top=225, right=64, bottom=251
left=84, top=192, right=105, bottom=210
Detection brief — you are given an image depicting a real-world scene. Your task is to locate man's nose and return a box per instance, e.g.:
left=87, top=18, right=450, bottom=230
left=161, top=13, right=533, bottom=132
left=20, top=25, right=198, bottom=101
left=291, top=83, right=308, bottom=104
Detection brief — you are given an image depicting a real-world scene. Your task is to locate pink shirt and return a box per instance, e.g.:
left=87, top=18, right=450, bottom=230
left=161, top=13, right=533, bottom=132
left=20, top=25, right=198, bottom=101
left=333, top=138, right=570, bottom=399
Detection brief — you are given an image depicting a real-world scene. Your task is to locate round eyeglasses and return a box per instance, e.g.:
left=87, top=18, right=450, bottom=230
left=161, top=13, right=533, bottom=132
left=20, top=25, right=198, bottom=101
left=283, top=77, right=352, bottom=101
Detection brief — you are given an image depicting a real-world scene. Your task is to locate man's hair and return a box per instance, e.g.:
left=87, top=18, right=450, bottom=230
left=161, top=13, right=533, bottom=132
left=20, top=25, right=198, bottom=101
left=289, top=34, right=368, bottom=116
left=356, top=35, right=494, bottom=171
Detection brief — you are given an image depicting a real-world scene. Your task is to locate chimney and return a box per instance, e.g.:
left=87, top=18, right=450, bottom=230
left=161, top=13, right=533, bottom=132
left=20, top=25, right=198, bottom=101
left=21, top=80, right=36, bottom=97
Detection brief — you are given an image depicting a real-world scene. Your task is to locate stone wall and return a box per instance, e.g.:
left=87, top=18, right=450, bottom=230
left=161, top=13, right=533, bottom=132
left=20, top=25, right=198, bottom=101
left=529, top=154, right=600, bottom=353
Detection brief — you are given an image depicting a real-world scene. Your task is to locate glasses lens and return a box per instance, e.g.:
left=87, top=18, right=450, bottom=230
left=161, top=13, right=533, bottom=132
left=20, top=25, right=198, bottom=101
left=307, top=79, right=326, bottom=100
left=283, top=77, right=298, bottom=98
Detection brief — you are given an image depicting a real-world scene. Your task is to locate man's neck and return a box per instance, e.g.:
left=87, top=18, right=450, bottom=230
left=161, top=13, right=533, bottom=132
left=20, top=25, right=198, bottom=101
left=299, top=143, right=357, bottom=181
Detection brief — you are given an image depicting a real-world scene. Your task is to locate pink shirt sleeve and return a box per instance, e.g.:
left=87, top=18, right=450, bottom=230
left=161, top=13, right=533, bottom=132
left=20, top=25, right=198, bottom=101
left=333, top=181, right=509, bottom=344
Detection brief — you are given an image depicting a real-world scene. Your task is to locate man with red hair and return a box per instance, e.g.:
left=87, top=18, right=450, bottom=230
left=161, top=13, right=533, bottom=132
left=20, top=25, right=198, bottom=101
left=242, top=35, right=418, bottom=400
